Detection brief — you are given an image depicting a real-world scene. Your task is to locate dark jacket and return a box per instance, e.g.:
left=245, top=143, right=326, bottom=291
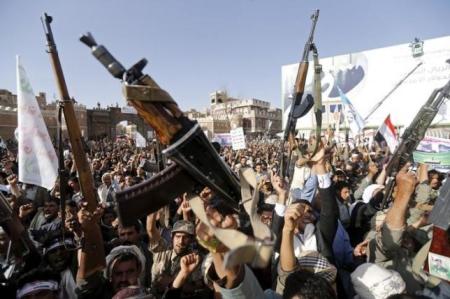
left=272, top=185, right=339, bottom=265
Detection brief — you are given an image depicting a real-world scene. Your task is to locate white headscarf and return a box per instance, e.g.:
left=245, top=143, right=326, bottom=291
left=105, top=245, right=146, bottom=282
left=351, top=263, right=405, bottom=299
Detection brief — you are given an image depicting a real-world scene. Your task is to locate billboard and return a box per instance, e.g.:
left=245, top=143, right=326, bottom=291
left=282, top=36, right=450, bottom=132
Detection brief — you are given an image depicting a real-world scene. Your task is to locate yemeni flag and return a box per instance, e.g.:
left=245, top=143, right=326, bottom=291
left=375, top=114, right=398, bottom=153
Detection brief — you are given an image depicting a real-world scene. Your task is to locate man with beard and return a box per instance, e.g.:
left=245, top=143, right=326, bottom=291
left=97, top=172, right=118, bottom=208
left=117, top=220, right=153, bottom=288
left=147, top=214, right=204, bottom=297
left=76, top=244, right=148, bottom=298
left=30, top=197, right=62, bottom=244
left=74, top=202, right=151, bottom=298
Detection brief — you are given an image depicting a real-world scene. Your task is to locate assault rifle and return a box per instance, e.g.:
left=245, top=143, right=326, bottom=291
left=80, top=33, right=241, bottom=226
left=42, top=14, right=105, bottom=276
left=280, top=10, right=320, bottom=179
left=81, top=30, right=276, bottom=270
left=381, top=62, right=450, bottom=209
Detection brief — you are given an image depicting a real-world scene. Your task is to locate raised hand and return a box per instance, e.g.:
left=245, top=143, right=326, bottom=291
left=196, top=207, right=238, bottom=253
left=77, top=202, right=104, bottom=231
left=18, top=203, right=34, bottom=219
left=180, top=253, right=200, bottom=275
left=395, top=163, right=417, bottom=201
left=283, top=203, right=305, bottom=232
left=270, top=172, right=287, bottom=196
left=6, top=174, right=18, bottom=186
left=181, top=196, right=192, bottom=213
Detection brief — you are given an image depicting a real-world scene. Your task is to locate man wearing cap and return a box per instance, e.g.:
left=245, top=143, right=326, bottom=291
left=16, top=268, right=60, bottom=299
left=147, top=213, right=204, bottom=297
left=42, top=234, right=78, bottom=299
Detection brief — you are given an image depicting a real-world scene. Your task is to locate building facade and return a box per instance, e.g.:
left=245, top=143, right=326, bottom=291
left=0, top=89, right=151, bottom=142
left=0, top=89, right=87, bottom=141
left=188, top=90, right=282, bottom=137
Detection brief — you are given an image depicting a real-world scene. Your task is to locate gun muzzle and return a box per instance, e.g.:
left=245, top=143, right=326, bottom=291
left=80, top=32, right=126, bottom=80
left=79, top=32, right=97, bottom=48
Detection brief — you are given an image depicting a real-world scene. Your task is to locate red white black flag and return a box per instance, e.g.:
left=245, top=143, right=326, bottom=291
left=375, top=114, right=398, bottom=153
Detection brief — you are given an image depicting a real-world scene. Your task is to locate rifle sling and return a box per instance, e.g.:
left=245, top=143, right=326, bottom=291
left=310, top=44, right=323, bottom=157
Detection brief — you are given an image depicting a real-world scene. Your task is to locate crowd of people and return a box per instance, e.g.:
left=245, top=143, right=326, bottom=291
left=0, top=133, right=449, bottom=299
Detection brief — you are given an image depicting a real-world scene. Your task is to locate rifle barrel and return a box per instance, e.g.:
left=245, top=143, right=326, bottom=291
left=41, top=14, right=98, bottom=213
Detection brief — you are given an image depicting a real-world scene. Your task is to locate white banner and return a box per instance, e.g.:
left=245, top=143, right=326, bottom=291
left=282, top=36, right=450, bottom=131
left=135, top=131, right=147, bottom=148
left=417, top=136, right=450, bottom=153
left=230, top=127, right=246, bottom=150
left=16, top=57, right=58, bottom=190
left=213, top=133, right=232, bottom=146
left=121, top=106, right=137, bottom=114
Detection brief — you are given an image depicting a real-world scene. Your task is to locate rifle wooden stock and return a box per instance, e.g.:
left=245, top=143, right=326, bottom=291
left=81, top=32, right=243, bottom=224
left=43, top=17, right=97, bottom=214
left=42, top=13, right=105, bottom=276
left=281, top=10, right=319, bottom=179
left=125, top=75, right=183, bottom=145
left=294, top=62, right=309, bottom=94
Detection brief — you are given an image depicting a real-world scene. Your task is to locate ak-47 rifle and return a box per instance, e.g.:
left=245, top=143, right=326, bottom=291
left=280, top=10, right=321, bottom=179
left=80, top=30, right=277, bottom=270
left=80, top=33, right=241, bottom=226
left=381, top=62, right=450, bottom=209
left=41, top=14, right=105, bottom=276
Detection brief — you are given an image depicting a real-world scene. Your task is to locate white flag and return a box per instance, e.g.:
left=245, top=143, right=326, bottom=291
left=16, top=56, right=58, bottom=190
left=338, top=86, right=365, bottom=136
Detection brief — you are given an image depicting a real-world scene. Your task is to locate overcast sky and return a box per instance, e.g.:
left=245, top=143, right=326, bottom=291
left=1, top=0, right=449, bottom=110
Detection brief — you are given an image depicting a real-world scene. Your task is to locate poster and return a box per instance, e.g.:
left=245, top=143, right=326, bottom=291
left=282, top=36, right=450, bottom=131
left=230, top=127, right=246, bottom=150
left=413, top=151, right=450, bottom=171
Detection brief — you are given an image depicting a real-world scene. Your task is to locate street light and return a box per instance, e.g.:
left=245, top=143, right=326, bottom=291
left=409, top=37, right=424, bottom=57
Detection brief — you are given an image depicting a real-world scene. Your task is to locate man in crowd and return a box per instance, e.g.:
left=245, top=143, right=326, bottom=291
left=2, top=131, right=449, bottom=299
left=147, top=213, right=206, bottom=297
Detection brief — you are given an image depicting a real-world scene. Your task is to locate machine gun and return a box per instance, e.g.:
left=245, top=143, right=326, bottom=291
left=280, top=10, right=321, bottom=179
left=381, top=62, right=450, bottom=209
left=41, top=13, right=105, bottom=275
left=80, top=33, right=241, bottom=226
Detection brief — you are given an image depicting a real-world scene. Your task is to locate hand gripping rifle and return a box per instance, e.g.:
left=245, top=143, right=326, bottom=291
left=280, top=10, right=321, bottom=180
left=41, top=14, right=105, bottom=276
left=380, top=61, right=450, bottom=210
left=80, top=33, right=241, bottom=226
left=0, top=193, right=40, bottom=284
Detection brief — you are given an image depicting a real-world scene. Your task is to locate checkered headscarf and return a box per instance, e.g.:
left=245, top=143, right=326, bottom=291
left=297, top=251, right=337, bottom=283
